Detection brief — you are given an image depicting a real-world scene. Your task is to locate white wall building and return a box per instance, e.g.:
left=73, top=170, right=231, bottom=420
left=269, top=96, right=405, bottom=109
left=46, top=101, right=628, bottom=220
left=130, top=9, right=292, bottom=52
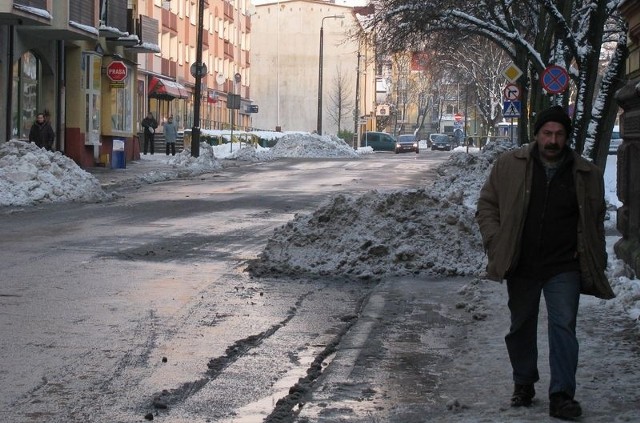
left=251, top=0, right=361, bottom=135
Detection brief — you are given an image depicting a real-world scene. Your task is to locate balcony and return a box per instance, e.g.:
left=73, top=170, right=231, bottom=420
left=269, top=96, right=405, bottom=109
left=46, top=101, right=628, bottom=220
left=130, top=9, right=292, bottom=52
left=0, top=0, right=51, bottom=26
left=123, top=12, right=160, bottom=53
left=224, top=40, right=234, bottom=60
left=161, top=7, right=177, bottom=32
left=30, top=0, right=98, bottom=41
left=161, top=58, right=177, bottom=79
left=224, top=1, right=234, bottom=20
left=100, top=0, right=129, bottom=38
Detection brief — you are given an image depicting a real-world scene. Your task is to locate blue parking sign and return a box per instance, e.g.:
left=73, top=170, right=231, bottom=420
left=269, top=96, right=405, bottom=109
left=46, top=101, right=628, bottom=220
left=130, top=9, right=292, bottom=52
left=503, top=101, right=521, bottom=117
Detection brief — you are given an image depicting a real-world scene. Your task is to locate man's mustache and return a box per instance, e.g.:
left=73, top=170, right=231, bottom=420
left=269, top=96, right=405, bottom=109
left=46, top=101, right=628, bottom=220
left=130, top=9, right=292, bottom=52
left=544, top=144, right=560, bottom=151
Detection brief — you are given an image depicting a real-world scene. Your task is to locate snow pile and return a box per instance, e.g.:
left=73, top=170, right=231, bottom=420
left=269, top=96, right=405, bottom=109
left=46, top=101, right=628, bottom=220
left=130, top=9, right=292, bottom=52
left=205, top=134, right=360, bottom=162
left=0, top=141, right=109, bottom=206
left=168, top=142, right=221, bottom=171
left=269, top=133, right=360, bottom=158
left=430, top=141, right=514, bottom=208
left=217, top=144, right=276, bottom=162
left=132, top=143, right=223, bottom=184
left=248, top=188, right=485, bottom=280
left=247, top=142, right=514, bottom=280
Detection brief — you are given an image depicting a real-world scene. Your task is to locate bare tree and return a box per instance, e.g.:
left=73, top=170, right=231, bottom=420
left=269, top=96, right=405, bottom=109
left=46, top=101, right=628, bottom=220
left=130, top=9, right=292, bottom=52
left=368, top=0, right=627, bottom=169
left=327, top=65, right=354, bottom=134
left=390, top=53, right=412, bottom=135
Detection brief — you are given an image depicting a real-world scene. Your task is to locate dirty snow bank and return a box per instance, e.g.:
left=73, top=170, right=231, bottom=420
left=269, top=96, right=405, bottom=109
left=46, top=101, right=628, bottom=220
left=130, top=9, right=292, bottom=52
left=247, top=141, right=514, bottom=280
left=0, top=141, right=109, bottom=206
left=213, top=133, right=360, bottom=162
left=268, top=133, right=360, bottom=159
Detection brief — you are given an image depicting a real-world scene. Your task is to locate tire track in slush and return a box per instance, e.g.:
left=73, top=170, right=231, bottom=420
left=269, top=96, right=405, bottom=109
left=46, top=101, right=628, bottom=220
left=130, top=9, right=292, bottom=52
left=146, top=291, right=315, bottom=417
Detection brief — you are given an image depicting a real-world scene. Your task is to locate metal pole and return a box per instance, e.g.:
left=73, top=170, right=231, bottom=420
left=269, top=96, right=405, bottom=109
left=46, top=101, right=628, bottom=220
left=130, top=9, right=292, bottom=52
left=465, top=83, right=468, bottom=153
left=353, top=43, right=360, bottom=149
left=317, top=23, right=324, bottom=135
left=276, top=0, right=280, bottom=130
left=317, top=15, right=344, bottom=136
left=191, top=0, right=205, bottom=157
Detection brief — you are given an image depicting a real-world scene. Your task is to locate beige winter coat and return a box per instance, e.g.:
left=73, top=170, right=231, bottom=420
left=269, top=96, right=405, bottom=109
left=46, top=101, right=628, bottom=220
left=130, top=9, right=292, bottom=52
left=476, top=143, right=615, bottom=299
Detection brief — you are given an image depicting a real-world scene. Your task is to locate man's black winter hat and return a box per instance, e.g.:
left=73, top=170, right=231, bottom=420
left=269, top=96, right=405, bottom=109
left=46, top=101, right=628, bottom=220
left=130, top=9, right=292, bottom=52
left=533, top=105, right=572, bottom=135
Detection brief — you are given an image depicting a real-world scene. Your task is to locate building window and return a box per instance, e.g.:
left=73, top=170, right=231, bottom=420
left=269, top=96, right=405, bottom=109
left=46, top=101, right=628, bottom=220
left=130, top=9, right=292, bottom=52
left=109, top=72, right=133, bottom=133
left=11, top=51, right=40, bottom=139
left=83, top=52, right=102, bottom=145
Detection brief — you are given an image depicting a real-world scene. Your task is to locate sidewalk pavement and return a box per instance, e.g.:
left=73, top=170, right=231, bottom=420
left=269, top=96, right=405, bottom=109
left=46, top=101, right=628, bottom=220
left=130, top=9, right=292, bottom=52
left=86, top=154, right=174, bottom=189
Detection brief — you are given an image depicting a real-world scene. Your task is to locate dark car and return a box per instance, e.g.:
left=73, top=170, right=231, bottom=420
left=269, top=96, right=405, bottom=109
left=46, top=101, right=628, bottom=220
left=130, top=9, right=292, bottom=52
left=395, top=134, right=419, bottom=154
left=360, top=131, right=396, bottom=152
left=430, top=133, right=453, bottom=151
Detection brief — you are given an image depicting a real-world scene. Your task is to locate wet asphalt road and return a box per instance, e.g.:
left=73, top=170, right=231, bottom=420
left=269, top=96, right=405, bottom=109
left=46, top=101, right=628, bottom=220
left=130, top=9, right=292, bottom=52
left=0, top=152, right=452, bottom=422
left=2, top=151, right=639, bottom=423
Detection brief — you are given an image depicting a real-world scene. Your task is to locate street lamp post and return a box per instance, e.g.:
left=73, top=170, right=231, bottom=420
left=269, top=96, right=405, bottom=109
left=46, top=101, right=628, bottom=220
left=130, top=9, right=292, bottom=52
left=191, top=0, right=205, bottom=157
left=317, top=14, right=344, bottom=135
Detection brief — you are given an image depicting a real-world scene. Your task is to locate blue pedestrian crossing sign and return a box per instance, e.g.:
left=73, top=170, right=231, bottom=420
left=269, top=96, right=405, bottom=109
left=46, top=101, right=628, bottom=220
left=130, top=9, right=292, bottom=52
left=503, top=101, right=521, bottom=117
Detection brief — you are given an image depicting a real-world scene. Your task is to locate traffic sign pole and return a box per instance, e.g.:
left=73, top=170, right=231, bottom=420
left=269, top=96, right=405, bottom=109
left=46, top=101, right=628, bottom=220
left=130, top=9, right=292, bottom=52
left=541, top=65, right=569, bottom=94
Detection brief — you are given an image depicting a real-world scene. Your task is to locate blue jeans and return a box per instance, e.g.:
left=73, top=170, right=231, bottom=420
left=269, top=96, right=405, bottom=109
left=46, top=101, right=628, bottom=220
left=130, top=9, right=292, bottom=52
left=505, top=271, right=581, bottom=397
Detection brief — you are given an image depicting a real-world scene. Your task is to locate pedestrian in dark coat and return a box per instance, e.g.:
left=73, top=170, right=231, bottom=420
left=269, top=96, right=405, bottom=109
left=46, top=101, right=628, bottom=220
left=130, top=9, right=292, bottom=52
left=28, top=113, right=55, bottom=151
left=163, top=115, right=178, bottom=156
left=141, top=112, right=158, bottom=155
left=476, top=105, right=614, bottom=420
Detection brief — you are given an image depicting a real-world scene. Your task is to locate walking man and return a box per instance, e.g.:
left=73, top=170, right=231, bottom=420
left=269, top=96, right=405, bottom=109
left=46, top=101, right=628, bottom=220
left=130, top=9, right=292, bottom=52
left=141, top=112, right=158, bottom=155
left=476, top=105, right=615, bottom=419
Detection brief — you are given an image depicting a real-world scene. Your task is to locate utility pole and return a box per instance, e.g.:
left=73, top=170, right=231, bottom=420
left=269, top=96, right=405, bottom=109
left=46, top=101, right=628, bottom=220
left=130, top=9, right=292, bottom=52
left=353, top=44, right=361, bottom=149
left=317, top=14, right=344, bottom=135
left=190, top=0, right=205, bottom=157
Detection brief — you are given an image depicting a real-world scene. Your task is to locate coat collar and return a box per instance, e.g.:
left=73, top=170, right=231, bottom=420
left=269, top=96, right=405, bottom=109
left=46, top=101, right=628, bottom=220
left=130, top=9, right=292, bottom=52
left=513, top=142, right=593, bottom=172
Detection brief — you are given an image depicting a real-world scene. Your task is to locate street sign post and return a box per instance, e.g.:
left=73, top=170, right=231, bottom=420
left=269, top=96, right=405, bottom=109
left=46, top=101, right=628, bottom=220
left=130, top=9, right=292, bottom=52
left=106, top=61, right=127, bottom=82
left=541, top=65, right=569, bottom=94
left=503, top=83, right=521, bottom=101
left=502, top=64, right=523, bottom=83
left=190, top=62, right=208, bottom=78
left=503, top=101, right=521, bottom=117
left=502, top=101, right=521, bottom=145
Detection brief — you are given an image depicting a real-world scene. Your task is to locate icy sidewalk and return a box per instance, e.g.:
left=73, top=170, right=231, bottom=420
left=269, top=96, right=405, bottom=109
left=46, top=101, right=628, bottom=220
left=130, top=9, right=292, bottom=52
left=293, top=276, right=640, bottom=423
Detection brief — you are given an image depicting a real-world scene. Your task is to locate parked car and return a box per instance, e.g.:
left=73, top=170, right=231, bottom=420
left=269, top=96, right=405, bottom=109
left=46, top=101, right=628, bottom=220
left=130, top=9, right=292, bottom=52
left=609, top=125, right=622, bottom=154
left=430, top=133, right=453, bottom=151
left=360, top=131, right=396, bottom=152
left=395, top=134, right=419, bottom=154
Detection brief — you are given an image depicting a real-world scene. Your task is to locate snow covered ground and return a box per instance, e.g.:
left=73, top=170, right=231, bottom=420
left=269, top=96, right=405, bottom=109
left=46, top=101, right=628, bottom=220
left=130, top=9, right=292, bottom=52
left=1, top=134, right=637, bottom=330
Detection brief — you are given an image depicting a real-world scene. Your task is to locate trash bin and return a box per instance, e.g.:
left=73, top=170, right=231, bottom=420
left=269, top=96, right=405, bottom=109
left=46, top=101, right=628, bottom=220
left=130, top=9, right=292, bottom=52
left=112, top=138, right=126, bottom=169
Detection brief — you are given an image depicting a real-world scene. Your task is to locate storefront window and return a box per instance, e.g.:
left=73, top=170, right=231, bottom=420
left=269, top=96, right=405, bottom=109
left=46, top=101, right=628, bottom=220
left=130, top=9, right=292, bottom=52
left=83, top=53, right=102, bottom=145
left=11, top=51, right=40, bottom=139
left=110, top=74, right=133, bottom=133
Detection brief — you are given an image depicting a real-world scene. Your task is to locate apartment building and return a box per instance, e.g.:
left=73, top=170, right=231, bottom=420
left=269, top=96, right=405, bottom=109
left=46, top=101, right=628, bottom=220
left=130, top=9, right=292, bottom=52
left=250, top=0, right=376, bottom=138
left=0, top=0, right=251, bottom=168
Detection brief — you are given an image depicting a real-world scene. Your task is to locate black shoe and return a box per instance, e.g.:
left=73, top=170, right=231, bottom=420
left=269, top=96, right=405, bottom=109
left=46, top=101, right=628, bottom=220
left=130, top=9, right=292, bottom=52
left=549, top=392, right=582, bottom=420
left=511, top=383, right=535, bottom=407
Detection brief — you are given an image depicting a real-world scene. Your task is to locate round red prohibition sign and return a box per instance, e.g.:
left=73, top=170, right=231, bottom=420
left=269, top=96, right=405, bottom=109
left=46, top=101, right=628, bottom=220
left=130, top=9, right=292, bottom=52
left=107, top=61, right=128, bottom=82
left=541, top=65, right=569, bottom=94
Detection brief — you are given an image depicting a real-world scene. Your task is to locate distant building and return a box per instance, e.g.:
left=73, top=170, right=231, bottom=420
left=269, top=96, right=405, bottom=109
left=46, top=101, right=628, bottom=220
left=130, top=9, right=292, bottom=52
left=251, top=0, right=375, bottom=137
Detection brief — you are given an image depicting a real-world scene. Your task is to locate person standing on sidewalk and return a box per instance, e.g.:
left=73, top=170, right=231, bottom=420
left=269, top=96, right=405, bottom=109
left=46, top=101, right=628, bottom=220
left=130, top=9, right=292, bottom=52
left=141, top=112, right=158, bottom=155
left=163, top=115, right=178, bottom=156
left=476, top=105, right=615, bottom=420
left=28, top=113, right=55, bottom=151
